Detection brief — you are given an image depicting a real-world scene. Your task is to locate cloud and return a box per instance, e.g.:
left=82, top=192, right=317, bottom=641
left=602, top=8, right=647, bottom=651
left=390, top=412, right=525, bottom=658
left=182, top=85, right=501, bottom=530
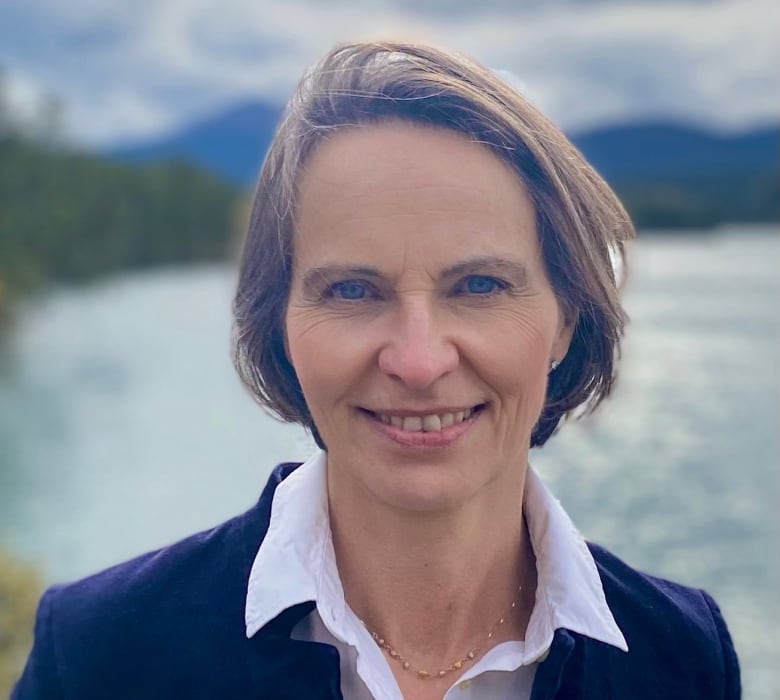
left=437, top=0, right=779, bottom=129
left=1, top=69, right=48, bottom=126
left=1, top=0, right=777, bottom=145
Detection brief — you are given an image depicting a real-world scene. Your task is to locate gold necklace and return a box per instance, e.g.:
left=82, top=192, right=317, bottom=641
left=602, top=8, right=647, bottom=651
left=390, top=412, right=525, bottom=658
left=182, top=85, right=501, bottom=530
left=359, top=585, right=522, bottom=681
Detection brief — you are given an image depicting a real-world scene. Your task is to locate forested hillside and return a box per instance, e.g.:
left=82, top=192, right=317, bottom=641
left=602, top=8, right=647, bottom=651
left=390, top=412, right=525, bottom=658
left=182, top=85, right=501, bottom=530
left=111, top=101, right=779, bottom=231
left=2, top=89, right=777, bottom=319
left=0, top=133, right=240, bottom=307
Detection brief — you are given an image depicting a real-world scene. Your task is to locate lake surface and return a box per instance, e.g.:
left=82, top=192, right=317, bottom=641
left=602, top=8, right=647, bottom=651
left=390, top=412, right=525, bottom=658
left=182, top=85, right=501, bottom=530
left=1, top=227, right=777, bottom=698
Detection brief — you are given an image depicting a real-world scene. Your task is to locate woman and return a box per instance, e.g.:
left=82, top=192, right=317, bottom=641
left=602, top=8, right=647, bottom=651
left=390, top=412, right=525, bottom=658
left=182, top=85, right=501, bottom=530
left=14, top=41, right=739, bottom=700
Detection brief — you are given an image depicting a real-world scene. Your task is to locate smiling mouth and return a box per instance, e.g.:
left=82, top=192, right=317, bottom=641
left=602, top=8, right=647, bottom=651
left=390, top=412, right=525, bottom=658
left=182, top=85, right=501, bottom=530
left=363, top=406, right=484, bottom=433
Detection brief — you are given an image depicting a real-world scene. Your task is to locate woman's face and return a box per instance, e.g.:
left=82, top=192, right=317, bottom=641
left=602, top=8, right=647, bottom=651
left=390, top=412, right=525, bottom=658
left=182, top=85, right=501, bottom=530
left=285, top=122, right=573, bottom=512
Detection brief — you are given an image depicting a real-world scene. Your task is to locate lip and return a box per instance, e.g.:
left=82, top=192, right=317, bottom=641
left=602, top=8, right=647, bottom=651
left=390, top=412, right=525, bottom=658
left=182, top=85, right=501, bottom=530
left=359, top=405, right=483, bottom=449
left=364, top=406, right=477, bottom=417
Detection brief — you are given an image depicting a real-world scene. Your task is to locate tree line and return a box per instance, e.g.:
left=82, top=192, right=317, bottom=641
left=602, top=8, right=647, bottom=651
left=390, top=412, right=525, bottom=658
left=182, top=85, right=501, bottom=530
left=0, top=132, right=241, bottom=315
left=1, top=70, right=776, bottom=318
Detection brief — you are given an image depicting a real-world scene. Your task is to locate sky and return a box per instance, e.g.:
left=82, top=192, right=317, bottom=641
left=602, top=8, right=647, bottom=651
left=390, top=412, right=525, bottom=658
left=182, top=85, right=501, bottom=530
left=1, top=0, right=777, bottom=146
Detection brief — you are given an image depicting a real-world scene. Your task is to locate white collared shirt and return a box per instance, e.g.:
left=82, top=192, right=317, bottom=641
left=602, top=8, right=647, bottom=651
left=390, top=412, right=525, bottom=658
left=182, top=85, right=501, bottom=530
left=245, top=452, right=627, bottom=700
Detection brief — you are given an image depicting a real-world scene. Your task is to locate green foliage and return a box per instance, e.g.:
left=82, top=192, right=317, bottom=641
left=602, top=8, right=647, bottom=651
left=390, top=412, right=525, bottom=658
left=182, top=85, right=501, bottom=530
left=0, top=118, right=775, bottom=318
left=0, top=133, right=241, bottom=303
left=0, top=549, right=41, bottom=697
left=613, top=170, right=779, bottom=230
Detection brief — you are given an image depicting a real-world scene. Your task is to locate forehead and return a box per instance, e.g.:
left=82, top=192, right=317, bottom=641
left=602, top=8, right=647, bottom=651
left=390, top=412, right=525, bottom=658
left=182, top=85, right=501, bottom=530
left=297, top=121, right=526, bottom=206
left=292, top=121, right=540, bottom=271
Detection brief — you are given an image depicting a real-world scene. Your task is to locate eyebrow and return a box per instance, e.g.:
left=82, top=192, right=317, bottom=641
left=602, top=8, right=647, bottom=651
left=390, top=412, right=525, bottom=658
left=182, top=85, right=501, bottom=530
left=440, top=256, right=529, bottom=283
left=301, top=265, right=383, bottom=295
left=300, top=257, right=529, bottom=292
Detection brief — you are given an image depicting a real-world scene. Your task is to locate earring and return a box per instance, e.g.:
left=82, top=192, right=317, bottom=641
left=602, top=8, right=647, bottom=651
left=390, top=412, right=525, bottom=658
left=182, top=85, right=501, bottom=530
left=549, top=360, right=560, bottom=373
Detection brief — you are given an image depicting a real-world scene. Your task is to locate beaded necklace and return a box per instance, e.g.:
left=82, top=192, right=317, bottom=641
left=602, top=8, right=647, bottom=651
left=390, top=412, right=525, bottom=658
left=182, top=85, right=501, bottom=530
left=359, top=585, right=522, bottom=681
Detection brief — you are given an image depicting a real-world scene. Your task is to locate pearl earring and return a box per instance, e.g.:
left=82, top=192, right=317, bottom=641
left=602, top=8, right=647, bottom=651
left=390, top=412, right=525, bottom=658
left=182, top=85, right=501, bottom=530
left=549, top=360, right=560, bottom=372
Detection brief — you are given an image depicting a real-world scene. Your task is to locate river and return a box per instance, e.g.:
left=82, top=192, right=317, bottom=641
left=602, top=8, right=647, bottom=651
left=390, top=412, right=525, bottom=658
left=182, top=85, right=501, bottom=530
left=0, top=227, right=777, bottom=698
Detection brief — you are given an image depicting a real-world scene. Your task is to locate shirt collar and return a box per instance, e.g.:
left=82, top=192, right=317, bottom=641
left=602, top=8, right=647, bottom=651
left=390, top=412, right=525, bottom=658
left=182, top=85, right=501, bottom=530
left=245, top=451, right=340, bottom=638
left=245, top=451, right=627, bottom=654
left=523, top=468, right=628, bottom=655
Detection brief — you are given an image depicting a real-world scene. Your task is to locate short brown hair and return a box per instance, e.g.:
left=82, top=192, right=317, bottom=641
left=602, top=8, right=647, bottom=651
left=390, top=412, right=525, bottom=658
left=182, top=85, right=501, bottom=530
left=232, top=40, right=634, bottom=448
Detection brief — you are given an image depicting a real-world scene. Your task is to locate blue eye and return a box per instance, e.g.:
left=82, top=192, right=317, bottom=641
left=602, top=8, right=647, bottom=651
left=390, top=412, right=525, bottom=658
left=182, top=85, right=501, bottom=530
left=463, top=275, right=504, bottom=295
left=330, top=281, right=368, bottom=300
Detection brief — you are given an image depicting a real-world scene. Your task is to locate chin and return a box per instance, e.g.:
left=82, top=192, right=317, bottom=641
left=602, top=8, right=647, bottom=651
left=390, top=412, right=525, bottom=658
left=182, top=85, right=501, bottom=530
left=364, top=462, right=487, bottom=514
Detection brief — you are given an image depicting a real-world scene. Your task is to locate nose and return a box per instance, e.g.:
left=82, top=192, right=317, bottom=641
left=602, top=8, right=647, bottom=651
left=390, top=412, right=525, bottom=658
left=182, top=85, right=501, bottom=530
left=377, top=300, right=459, bottom=391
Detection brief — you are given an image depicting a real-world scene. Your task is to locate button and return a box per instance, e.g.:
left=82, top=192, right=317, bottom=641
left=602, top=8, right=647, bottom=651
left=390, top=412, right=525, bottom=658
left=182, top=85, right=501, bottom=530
left=458, top=679, right=472, bottom=690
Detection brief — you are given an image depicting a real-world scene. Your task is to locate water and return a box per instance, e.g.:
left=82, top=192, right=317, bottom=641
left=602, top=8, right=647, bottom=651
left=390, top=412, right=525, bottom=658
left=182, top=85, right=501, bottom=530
left=1, top=227, right=777, bottom=698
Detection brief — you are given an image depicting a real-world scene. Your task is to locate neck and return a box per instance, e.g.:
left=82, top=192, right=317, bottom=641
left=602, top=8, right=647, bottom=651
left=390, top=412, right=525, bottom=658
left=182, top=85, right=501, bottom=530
left=326, top=457, right=537, bottom=675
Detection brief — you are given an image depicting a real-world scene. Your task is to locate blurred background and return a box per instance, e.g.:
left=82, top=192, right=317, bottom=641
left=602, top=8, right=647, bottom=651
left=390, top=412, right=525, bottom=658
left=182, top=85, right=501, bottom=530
left=0, top=0, right=777, bottom=696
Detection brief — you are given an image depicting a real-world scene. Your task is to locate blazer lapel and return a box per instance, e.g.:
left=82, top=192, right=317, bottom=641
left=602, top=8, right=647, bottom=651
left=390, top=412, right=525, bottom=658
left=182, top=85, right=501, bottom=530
left=529, top=629, right=614, bottom=700
left=530, top=630, right=576, bottom=700
left=246, top=602, right=344, bottom=700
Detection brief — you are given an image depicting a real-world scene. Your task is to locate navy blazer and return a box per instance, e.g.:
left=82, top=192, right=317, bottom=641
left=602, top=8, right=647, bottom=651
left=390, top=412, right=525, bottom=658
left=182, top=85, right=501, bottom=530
left=13, top=463, right=741, bottom=699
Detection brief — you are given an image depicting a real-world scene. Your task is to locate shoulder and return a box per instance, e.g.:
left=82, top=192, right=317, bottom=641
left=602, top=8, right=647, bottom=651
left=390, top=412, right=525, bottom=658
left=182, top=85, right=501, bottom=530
left=587, top=542, right=741, bottom=698
left=45, top=461, right=300, bottom=635
left=588, top=541, right=729, bottom=638
left=12, top=462, right=300, bottom=699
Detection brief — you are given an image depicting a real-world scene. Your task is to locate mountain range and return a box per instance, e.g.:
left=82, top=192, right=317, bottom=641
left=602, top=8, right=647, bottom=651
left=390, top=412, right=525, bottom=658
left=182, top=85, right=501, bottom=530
left=107, top=100, right=778, bottom=228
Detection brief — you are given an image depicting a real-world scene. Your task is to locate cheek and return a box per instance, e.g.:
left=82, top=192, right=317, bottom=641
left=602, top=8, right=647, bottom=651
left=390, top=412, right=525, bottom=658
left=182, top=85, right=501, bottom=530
left=286, top=327, right=327, bottom=400
left=496, top=343, right=549, bottom=396
left=486, top=307, right=557, bottom=369
left=285, top=315, right=368, bottom=414
left=474, top=320, right=553, bottom=411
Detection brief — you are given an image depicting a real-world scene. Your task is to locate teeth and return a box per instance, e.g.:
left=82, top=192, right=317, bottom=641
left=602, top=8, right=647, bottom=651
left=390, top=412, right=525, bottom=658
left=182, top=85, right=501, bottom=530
left=402, top=416, right=423, bottom=431
left=377, top=409, right=476, bottom=432
left=422, top=414, right=441, bottom=432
